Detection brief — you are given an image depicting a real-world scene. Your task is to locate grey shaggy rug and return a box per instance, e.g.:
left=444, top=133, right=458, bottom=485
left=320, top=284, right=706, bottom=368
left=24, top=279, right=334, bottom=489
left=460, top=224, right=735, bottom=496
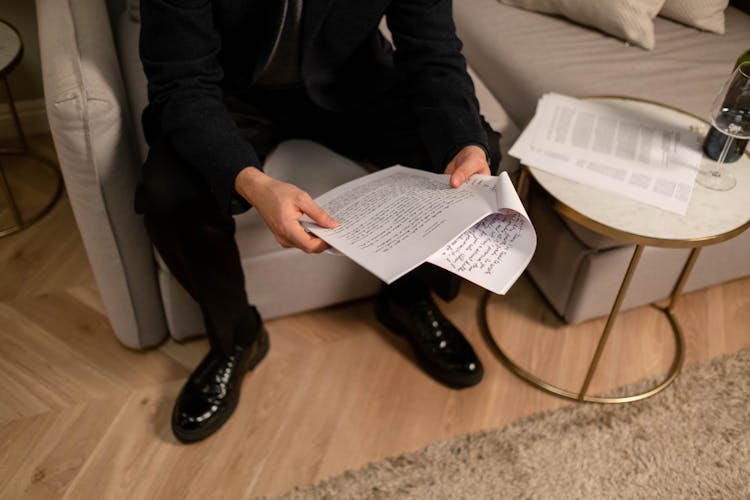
left=268, top=348, right=750, bottom=499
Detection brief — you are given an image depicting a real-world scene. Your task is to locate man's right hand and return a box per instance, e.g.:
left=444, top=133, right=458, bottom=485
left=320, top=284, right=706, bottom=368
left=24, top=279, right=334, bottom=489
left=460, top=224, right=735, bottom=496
left=234, top=167, right=338, bottom=254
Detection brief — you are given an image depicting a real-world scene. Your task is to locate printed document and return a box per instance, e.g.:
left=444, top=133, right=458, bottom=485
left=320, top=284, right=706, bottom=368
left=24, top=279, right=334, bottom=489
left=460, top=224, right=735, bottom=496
left=509, top=93, right=703, bottom=215
left=302, top=166, right=536, bottom=295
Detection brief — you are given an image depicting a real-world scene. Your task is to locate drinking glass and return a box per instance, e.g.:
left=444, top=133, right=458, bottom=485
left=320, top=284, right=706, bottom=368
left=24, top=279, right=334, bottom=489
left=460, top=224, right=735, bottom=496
left=697, top=61, right=750, bottom=191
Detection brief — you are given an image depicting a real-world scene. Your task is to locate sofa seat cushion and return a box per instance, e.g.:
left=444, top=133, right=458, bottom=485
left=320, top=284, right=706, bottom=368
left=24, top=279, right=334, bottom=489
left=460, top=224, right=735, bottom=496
left=455, top=0, right=750, bottom=128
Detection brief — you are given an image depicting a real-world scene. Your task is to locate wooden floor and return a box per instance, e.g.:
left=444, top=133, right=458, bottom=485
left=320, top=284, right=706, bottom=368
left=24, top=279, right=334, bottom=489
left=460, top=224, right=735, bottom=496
left=2, top=136, right=750, bottom=499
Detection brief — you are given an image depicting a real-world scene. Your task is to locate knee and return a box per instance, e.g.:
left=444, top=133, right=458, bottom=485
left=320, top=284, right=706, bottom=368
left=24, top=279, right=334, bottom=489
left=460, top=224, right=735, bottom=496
left=135, top=177, right=185, bottom=222
left=135, top=140, right=210, bottom=221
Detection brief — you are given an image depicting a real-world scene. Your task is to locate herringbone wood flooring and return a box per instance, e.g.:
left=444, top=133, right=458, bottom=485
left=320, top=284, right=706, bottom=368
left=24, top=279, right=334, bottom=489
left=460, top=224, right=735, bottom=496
left=2, top=136, right=749, bottom=499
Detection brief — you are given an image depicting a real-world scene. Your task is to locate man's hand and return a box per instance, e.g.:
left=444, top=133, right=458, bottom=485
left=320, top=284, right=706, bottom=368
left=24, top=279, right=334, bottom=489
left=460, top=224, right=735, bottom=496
left=443, top=145, right=491, bottom=188
left=234, top=167, right=338, bottom=253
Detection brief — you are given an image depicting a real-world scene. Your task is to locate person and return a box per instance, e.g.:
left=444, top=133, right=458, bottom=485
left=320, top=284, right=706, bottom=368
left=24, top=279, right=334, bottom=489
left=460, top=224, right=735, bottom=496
left=136, top=0, right=502, bottom=443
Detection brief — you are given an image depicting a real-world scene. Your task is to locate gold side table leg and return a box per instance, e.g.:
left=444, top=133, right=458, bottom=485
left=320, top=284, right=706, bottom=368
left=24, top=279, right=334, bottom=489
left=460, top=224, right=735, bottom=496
left=666, top=247, right=701, bottom=311
left=0, top=159, right=23, bottom=226
left=578, top=245, right=644, bottom=399
left=481, top=244, right=690, bottom=404
left=0, top=76, right=27, bottom=155
left=516, top=165, right=531, bottom=204
left=0, top=74, right=63, bottom=238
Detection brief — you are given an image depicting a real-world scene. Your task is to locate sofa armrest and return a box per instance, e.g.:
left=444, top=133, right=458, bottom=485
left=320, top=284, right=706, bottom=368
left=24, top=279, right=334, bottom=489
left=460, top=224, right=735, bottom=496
left=36, top=0, right=168, bottom=349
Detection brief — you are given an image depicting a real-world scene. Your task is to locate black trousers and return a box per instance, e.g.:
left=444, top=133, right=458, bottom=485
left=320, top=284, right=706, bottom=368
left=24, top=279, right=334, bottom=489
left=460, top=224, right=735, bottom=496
left=136, top=85, right=501, bottom=354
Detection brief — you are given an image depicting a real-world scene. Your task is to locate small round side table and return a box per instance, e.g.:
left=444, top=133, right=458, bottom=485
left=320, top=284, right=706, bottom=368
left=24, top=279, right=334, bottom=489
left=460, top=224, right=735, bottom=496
left=482, top=96, right=750, bottom=404
left=0, top=19, right=62, bottom=237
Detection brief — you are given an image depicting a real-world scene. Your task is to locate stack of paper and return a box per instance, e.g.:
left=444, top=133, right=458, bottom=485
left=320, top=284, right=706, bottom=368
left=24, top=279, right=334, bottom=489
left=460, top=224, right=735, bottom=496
left=305, top=167, right=536, bottom=295
left=509, top=93, right=703, bottom=215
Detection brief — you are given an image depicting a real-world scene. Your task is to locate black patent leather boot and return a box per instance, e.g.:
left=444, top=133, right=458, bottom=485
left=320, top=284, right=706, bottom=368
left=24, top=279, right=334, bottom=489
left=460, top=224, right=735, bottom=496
left=172, top=314, right=270, bottom=443
left=375, top=291, right=483, bottom=389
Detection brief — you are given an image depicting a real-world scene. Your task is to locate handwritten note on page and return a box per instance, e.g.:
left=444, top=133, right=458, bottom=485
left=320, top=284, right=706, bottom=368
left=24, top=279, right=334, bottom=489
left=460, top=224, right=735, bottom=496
left=427, top=174, right=536, bottom=295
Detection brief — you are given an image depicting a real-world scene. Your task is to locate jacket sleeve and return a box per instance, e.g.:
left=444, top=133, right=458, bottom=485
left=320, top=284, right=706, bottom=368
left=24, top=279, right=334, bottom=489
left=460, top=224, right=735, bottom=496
left=139, top=0, right=260, bottom=214
left=385, top=0, right=489, bottom=170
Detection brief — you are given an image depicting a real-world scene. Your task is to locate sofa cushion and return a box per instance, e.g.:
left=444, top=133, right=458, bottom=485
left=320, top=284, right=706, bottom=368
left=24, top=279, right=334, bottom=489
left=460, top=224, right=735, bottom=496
left=660, top=0, right=729, bottom=34
left=499, top=0, right=666, bottom=50
left=456, top=0, right=750, bottom=128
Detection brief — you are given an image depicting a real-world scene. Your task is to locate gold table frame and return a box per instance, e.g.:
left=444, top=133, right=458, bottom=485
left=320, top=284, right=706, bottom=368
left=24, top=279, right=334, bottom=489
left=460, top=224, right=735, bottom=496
left=481, top=97, right=750, bottom=404
left=0, top=20, right=62, bottom=238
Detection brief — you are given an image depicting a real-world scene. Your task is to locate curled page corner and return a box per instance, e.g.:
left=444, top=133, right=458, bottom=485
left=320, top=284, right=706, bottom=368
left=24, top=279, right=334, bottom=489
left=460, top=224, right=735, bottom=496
left=427, top=174, right=537, bottom=295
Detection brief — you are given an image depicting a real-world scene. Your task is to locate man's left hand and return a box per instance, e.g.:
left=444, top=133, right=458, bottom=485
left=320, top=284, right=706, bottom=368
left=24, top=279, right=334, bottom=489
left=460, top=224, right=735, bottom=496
left=443, top=145, right=491, bottom=188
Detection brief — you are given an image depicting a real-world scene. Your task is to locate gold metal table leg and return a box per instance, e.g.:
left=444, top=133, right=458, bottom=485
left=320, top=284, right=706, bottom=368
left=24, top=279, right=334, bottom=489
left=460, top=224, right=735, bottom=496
left=0, top=159, right=23, bottom=226
left=0, top=75, right=63, bottom=238
left=0, top=76, right=27, bottom=154
left=516, top=165, right=531, bottom=202
left=577, top=245, right=644, bottom=399
left=481, top=244, right=692, bottom=404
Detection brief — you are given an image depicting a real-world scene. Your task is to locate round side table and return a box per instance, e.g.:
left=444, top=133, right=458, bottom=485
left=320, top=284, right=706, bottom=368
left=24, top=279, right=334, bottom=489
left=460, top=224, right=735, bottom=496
left=0, top=19, right=62, bottom=237
left=482, top=96, right=750, bottom=404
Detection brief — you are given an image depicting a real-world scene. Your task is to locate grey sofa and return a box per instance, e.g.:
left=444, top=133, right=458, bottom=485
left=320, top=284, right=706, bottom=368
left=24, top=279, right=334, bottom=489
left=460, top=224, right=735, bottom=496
left=36, top=0, right=519, bottom=349
left=455, top=0, right=750, bottom=323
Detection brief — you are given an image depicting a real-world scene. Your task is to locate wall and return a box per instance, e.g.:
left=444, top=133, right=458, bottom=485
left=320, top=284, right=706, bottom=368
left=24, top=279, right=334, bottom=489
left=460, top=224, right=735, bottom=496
left=1, top=0, right=46, bottom=137
left=2, top=0, right=42, bottom=101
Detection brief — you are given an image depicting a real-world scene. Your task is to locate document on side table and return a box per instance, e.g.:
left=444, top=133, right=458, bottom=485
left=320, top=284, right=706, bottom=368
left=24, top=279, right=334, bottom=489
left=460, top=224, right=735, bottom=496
left=302, top=166, right=536, bottom=295
left=509, top=93, right=703, bottom=215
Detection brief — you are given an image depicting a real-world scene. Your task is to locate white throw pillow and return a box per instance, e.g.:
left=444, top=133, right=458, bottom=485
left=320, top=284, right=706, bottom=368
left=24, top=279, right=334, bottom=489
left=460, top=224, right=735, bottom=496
left=498, top=0, right=667, bottom=50
left=659, top=0, right=729, bottom=34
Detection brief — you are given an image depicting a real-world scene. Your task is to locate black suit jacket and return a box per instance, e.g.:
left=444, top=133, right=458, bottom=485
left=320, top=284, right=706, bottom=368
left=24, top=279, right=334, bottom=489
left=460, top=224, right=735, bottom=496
left=140, top=0, right=487, bottom=213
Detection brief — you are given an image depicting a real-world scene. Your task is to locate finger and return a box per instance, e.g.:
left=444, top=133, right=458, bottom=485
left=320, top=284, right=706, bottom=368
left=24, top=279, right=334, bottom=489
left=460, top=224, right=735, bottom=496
left=443, top=158, right=457, bottom=176
left=285, top=223, right=331, bottom=253
left=450, top=169, right=466, bottom=188
left=306, top=238, right=331, bottom=254
left=450, top=160, right=490, bottom=188
left=298, top=194, right=339, bottom=228
left=450, top=163, right=474, bottom=187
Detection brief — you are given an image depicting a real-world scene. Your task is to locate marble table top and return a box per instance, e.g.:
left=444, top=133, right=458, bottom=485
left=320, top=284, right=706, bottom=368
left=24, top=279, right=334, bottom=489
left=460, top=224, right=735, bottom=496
left=0, top=20, right=22, bottom=75
left=527, top=97, right=750, bottom=248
